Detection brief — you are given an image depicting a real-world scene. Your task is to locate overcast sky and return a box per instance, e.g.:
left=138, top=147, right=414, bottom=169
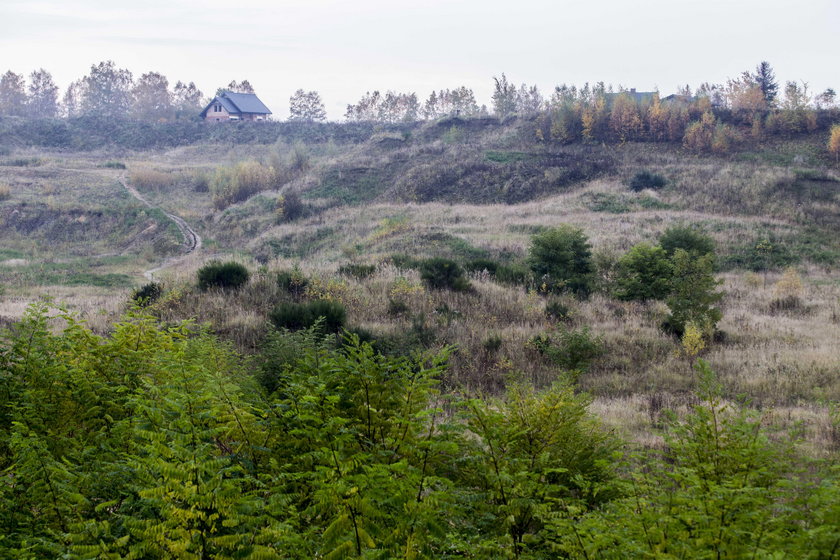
left=0, top=0, right=837, bottom=120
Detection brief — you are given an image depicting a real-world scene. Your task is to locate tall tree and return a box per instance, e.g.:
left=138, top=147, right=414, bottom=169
left=26, top=69, right=58, bottom=118
left=492, top=74, right=519, bottom=119
left=225, top=80, right=255, bottom=94
left=172, top=81, right=204, bottom=118
left=131, top=71, right=172, bottom=120
left=288, top=89, right=327, bottom=122
left=62, top=79, right=86, bottom=118
left=81, top=60, right=134, bottom=117
left=0, top=70, right=27, bottom=116
left=753, top=61, right=779, bottom=108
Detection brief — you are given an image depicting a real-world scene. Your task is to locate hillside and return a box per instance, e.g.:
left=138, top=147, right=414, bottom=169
left=1, top=117, right=838, bottom=451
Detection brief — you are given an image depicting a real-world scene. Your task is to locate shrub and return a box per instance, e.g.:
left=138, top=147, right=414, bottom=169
left=276, top=191, right=307, bottom=222
left=277, top=267, right=309, bottom=296
left=419, top=257, right=471, bottom=292
left=664, top=250, right=722, bottom=336
left=270, top=299, right=346, bottom=333
left=0, top=183, right=10, bottom=201
left=613, top=243, right=673, bottom=301
left=193, top=171, right=210, bottom=192
left=660, top=225, right=715, bottom=258
left=528, top=327, right=604, bottom=375
left=465, top=258, right=499, bottom=275
left=527, top=225, right=593, bottom=296
left=211, top=160, right=275, bottom=209
left=131, top=282, right=163, bottom=306
left=387, top=298, right=410, bottom=316
left=391, top=253, right=422, bottom=270
left=197, top=261, right=250, bottom=291
left=100, top=161, right=126, bottom=169
left=629, top=170, right=667, bottom=191
left=482, top=334, right=503, bottom=353
left=337, top=263, right=376, bottom=280
left=545, top=299, right=572, bottom=322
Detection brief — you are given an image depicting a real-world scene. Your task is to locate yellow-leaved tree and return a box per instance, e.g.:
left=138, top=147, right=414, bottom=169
left=829, top=124, right=840, bottom=163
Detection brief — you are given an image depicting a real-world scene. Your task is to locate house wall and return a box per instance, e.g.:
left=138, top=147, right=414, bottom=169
left=205, top=101, right=230, bottom=122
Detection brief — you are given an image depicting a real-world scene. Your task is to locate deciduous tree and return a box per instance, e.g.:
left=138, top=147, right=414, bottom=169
left=288, top=89, right=327, bottom=122
left=26, top=69, right=58, bottom=118
left=492, top=73, right=519, bottom=119
left=81, top=60, right=134, bottom=117
left=131, top=71, right=172, bottom=120
left=829, top=124, right=840, bottom=163
left=0, top=70, right=27, bottom=116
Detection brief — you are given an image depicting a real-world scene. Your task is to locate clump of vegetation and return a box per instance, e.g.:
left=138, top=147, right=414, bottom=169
left=419, top=257, right=472, bottom=292
left=613, top=243, right=673, bottom=301
left=769, top=267, right=805, bottom=313
left=629, top=170, right=667, bottom=191
left=131, top=281, right=163, bottom=306
left=197, top=260, right=250, bottom=291
left=664, top=250, right=722, bottom=337
left=193, top=170, right=210, bottom=192
left=544, top=299, right=572, bottom=322
left=527, top=225, right=593, bottom=296
left=269, top=299, right=346, bottom=333
left=660, top=224, right=716, bottom=258
left=211, top=160, right=275, bottom=209
left=130, top=167, right=175, bottom=191
left=337, top=263, right=377, bottom=279
left=276, top=267, right=309, bottom=296
left=275, top=191, right=308, bottom=222
left=528, top=327, right=604, bottom=375
left=0, top=183, right=10, bottom=201
left=1, top=157, right=42, bottom=167
left=99, top=160, right=126, bottom=169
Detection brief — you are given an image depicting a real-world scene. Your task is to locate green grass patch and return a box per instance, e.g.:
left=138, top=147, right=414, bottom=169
left=0, top=248, right=26, bottom=260
left=0, top=157, right=43, bottom=167
left=306, top=167, right=389, bottom=204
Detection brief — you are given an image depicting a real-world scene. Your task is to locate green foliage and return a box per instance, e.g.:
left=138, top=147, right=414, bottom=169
left=665, top=249, right=723, bottom=336
left=527, top=225, right=593, bottom=296
left=269, top=299, right=346, bottom=333
left=528, top=327, right=604, bottom=375
left=419, top=257, right=472, bottom=292
left=494, top=261, right=531, bottom=286
left=613, top=243, right=673, bottom=301
left=131, top=281, right=163, bottom=306
left=196, top=260, right=250, bottom=290
left=628, top=169, right=667, bottom=191
left=660, top=224, right=716, bottom=258
left=455, top=383, right=619, bottom=556
left=98, top=160, right=126, bottom=169
left=544, top=298, right=572, bottom=322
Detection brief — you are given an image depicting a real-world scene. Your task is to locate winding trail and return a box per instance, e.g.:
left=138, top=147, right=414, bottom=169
left=118, top=177, right=202, bottom=280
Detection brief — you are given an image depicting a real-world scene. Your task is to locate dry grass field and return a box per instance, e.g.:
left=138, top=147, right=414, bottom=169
left=1, top=120, right=838, bottom=454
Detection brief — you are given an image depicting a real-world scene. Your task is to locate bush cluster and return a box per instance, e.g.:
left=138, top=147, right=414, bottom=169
left=628, top=170, right=667, bottom=191
left=196, top=261, right=250, bottom=291
left=269, top=299, right=346, bottom=333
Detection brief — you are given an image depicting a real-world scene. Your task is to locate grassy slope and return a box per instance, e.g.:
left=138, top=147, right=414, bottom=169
left=1, top=118, right=839, bottom=452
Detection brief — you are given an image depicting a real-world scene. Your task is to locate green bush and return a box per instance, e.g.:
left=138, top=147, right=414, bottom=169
left=465, top=258, right=499, bottom=275
left=276, top=191, right=307, bottom=222
left=99, top=160, right=126, bottom=169
left=390, top=253, right=422, bottom=270
left=419, top=257, right=472, bottom=292
left=613, top=243, right=673, bottom=301
left=197, top=261, right=250, bottom=290
left=629, top=170, right=667, bottom=191
left=529, top=327, right=603, bottom=374
left=269, top=299, right=346, bottom=333
left=527, top=225, right=593, bottom=296
left=660, top=224, right=715, bottom=258
left=131, top=282, right=163, bottom=306
left=664, top=250, right=722, bottom=336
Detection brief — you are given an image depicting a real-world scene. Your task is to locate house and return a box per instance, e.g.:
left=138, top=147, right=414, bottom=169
left=200, top=91, right=272, bottom=122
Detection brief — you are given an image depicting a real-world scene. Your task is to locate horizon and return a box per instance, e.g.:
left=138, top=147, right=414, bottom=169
left=1, top=0, right=838, bottom=120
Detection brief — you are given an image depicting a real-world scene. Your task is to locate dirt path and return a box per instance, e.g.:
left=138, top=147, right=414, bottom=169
left=117, top=177, right=203, bottom=280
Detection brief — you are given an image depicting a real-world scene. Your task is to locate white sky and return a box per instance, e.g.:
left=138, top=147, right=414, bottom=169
left=0, top=0, right=837, bottom=120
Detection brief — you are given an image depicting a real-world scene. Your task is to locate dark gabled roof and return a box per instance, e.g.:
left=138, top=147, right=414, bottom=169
left=199, top=91, right=272, bottom=117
